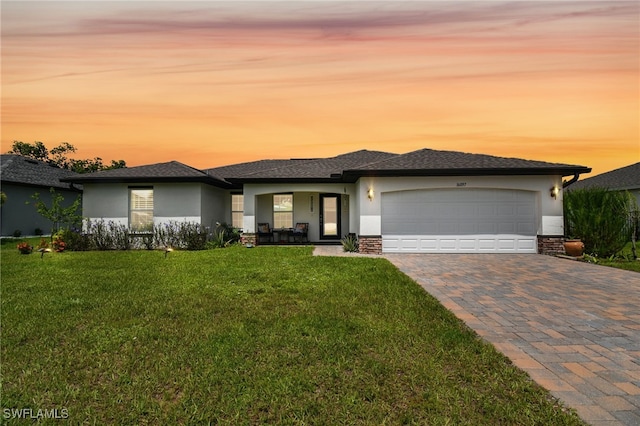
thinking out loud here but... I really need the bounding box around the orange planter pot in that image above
[563,240,584,257]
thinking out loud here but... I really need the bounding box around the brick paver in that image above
[383,254,640,426]
[314,247,640,425]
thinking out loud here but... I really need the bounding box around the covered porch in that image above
[239,184,357,246]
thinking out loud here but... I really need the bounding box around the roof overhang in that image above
[340,166,592,183]
[61,176,232,188]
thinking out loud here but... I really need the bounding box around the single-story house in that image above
[62,148,591,254]
[566,162,640,206]
[0,154,82,236]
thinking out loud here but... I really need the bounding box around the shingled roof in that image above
[60,148,591,186]
[1,154,81,190]
[340,148,590,179]
[62,161,230,187]
[568,162,640,191]
[211,150,396,182]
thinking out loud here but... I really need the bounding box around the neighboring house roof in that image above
[62,161,230,187]
[60,148,592,186]
[567,162,640,192]
[0,154,81,191]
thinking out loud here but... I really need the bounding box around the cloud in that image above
[4,1,636,40]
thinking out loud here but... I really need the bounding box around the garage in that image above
[381,188,537,253]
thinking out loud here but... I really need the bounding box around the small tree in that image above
[564,187,635,257]
[30,188,82,236]
[0,191,6,206]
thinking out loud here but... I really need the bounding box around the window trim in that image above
[231,193,244,229]
[273,193,293,229]
[129,186,154,233]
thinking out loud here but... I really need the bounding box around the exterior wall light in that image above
[550,186,560,199]
[367,187,374,201]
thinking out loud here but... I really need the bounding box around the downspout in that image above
[562,174,580,188]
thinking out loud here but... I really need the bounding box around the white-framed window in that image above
[130,187,154,232]
[231,194,244,229]
[273,193,293,229]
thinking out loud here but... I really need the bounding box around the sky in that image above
[1,1,638,176]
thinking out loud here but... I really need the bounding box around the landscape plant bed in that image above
[1,246,585,424]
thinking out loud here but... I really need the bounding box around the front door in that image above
[319,194,340,239]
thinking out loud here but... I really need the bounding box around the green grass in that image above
[586,242,640,272]
[1,244,585,425]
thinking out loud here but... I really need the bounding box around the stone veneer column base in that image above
[241,233,257,246]
[537,235,565,256]
[358,235,382,255]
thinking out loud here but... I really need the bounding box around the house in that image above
[0,154,82,236]
[62,148,591,254]
[566,162,640,206]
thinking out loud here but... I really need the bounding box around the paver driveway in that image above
[384,254,640,426]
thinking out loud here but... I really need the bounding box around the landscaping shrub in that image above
[76,220,216,251]
[207,222,241,248]
[564,187,636,257]
[341,233,359,252]
[58,228,91,251]
[86,220,115,250]
[152,221,208,250]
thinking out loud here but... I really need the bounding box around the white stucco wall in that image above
[357,175,565,236]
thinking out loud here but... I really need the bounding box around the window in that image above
[273,194,293,229]
[231,194,244,229]
[130,188,153,232]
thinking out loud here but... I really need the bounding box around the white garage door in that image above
[382,188,537,253]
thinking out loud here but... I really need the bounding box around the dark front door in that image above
[319,194,340,239]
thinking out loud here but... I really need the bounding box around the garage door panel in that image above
[382,235,537,253]
[382,188,537,253]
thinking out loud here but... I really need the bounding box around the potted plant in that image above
[17,242,33,254]
[563,238,584,257]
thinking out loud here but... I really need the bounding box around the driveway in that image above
[313,247,640,425]
[383,254,640,426]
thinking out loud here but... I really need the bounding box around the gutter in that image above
[562,174,580,188]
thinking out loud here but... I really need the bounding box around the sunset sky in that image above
[1,1,638,176]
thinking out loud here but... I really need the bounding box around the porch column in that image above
[241,189,257,245]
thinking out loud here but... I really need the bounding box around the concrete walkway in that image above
[313,247,640,425]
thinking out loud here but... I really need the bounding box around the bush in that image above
[207,222,241,249]
[564,187,636,257]
[52,228,91,251]
[341,234,359,252]
[80,220,214,251]
[86,220,115,250]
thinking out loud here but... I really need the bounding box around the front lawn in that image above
[1,245,585,424]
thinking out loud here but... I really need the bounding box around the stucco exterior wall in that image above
[201,185,228,230]
[357,175,565,237]
[0,183,81,236]
[82,182,226,229]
